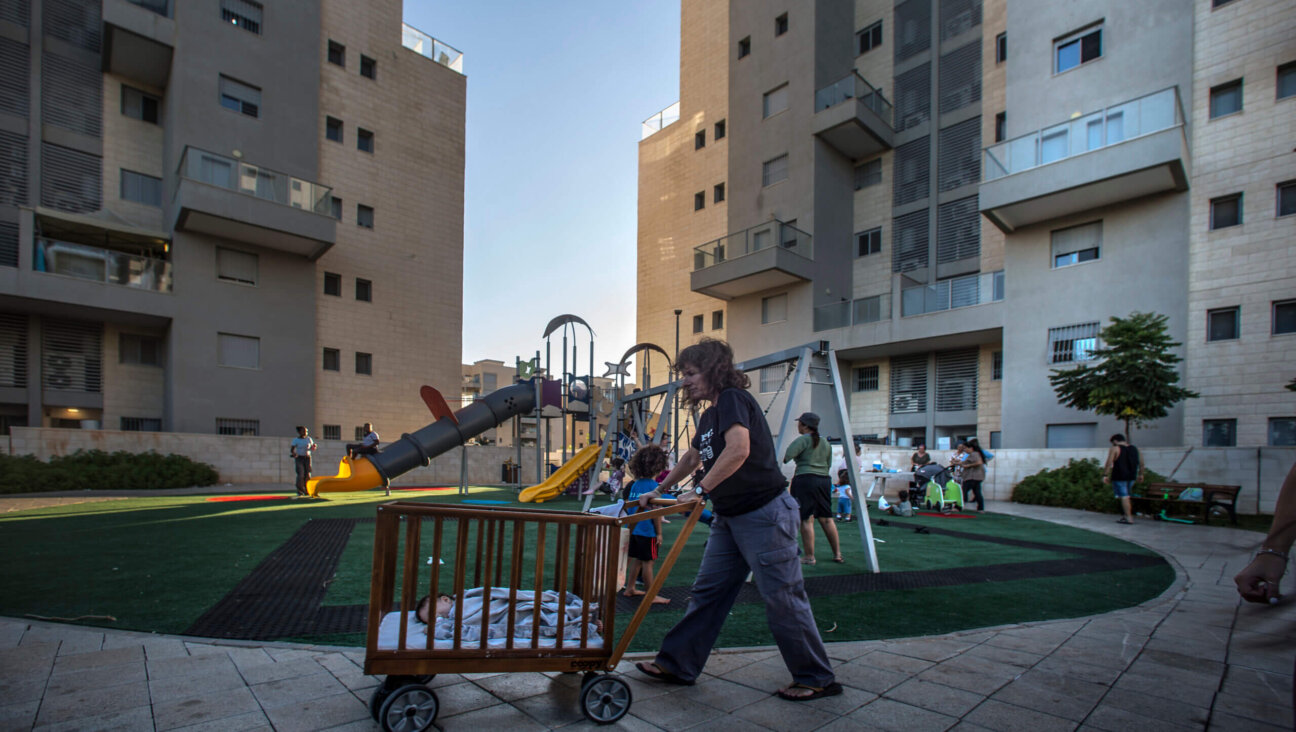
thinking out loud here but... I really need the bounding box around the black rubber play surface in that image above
[185,517,1167,641]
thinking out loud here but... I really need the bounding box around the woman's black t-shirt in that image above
[693,387,787,516]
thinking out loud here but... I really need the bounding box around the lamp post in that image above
[673,308,682,456]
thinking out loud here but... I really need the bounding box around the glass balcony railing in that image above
[126,0,169,16]
[814,71,893,126]
[901,271,1003,317]
[813,293,891,331]
[34,238,172,293]
[693,219,812,271]
[401,23,464,74]
[983,87,1182,181]
[177,147,333,215]
[641,101,680,140]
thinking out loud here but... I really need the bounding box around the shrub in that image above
[1011,458,1167,514]
[0,450,219,494]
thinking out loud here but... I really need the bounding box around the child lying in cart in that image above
[377,587,603,650]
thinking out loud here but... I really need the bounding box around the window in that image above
[692,315,703,334]
[355,352,372,375]
[216,418,259,436]
[1203,419,1236,447]
[775,13,788,36]
[761,293,788,324]
[712,310,723,330]
[1051,221,1101,267]
[321,424,341,440]
[738,36,750,59]
[992,350,1002,380]
[1209,79,1243,119]
[1270,418,1296,447]
[1274,300,1296,335]
[216,247,257,285]
[121,86,160,124]
[360,55,377,80]
[854,158,881,190]
[328,40,345,67]
[324,272,341,296]
[325,116,343,143]
[714,183,725,203]
[1278,62,1296,100]
[995,32,1006,63]
[759,365,783,393]
[1048,322,1100,364]
[856,227,881,257]
[762,154,789,187]
[691,191,704,211]
[714,119,726,140]
[354,426,367,440]
[695,130,705,150]
[121,417,161,432]
[1046,423,1096,448]
[854,365,879,392]
[120,170,162,207]
[120,333,162,366]
[357,128,374,153]
[357,204,374,228]
[1207,307,1240,341]
[220,0,262,34]
[857,20,882,55]
[763,84,789,118]
[330,196,342,220]
[994,111,1006,143]
[989,431,1001,449]
[219,76,260,117]
[356,278,372,302]
[322,347,340,371]
[1278,180,1296,217]
[1210,193,1242,229]
[1212,0,1238,6]
[1054,26,1101,73]
[217,333,259,369]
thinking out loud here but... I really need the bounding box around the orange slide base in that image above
[307,456,383,496]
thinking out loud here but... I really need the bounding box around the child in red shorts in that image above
[624,444,671,605]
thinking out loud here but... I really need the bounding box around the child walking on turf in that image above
[623,444,671,605]
[833,469,854,522]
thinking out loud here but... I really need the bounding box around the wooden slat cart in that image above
[364,498,702,729]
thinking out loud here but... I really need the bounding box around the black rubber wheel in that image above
[579,674,632,725]
[379,684,439,732]
[369,685,392,722]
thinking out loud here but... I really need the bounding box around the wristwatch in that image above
[693,484,706,497]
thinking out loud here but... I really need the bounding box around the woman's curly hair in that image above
[628,444,668,480]
[675,338,749,408]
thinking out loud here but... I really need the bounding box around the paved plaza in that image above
[0,500,1291,731]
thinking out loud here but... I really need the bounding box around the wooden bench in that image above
[1131,482,1241,525]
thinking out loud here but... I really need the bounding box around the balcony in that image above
[401,23,464,74]
[814,292,892,331]
[690,220,813,300]
[812,71,894,159]
[173,147,337,259]
[979,87,1189,233]
[901,270,1003,317]
[102,0,175,88]
[641,102,680,140]
[34,238,172,293]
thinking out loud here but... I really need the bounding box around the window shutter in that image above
[936,196,979,263]
[889,354,927,413]
[935,349,977,411]
[938,41,981,114]
[41,142,101,214]
[892,209,929,273]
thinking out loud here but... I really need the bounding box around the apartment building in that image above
[637,0,1295,449]
[0,0,464,440]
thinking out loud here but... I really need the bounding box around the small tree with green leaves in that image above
[1049,312,1198,437]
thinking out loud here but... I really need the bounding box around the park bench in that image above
[1132,482,1241,525]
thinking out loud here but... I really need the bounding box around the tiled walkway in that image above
[1,501,1291,730]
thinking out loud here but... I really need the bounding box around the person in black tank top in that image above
[1103,433,1143,524]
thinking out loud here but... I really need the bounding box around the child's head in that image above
[628,444,668,480]
[611,457,625,470]
[836,468,849,485]
[898,489,910,502]
[415,593,454,624]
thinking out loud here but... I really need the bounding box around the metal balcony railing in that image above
[34,238,172,293]
[693,219,812,271]
[901,271,1003,317]
[642,101,680,140]
[813,293,892,331]
[814,70,893,126]
[177,146,333,215]
[401,23,464,73]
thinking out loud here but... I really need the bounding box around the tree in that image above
[1049,312,1198,437]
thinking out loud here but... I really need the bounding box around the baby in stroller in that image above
[914,462,962,513]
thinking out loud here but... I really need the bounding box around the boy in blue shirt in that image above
[623,445,671,605]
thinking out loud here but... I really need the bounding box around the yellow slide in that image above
[518,444,602,504]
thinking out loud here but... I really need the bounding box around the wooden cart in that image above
[364,498,702,729]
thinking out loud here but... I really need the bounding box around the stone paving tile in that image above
[1082,703,1198,732]
[249,671,349,710]
[1217,665,1294,707]
[0,620,27,648]
[1207,710,1290,731]
[1227,629,1296,675]
[857,649,937,675]
[1136,647,1226,676]
[0,641,58,676]
[33,679,149,726]
[148,656,248,698]
[44,660,147,696]
[882,677,985,718]
[1048,638,1139,670]
[1152,616,1231,646]
[431,680,505,717]
[682,711,772,730]
[182,642,227,656]
[152,685,263,731]
[560,712,662,731]
[960,643,1039,670]
[718,656,795,693]
[989,668,1107,721]
[915,655,1021,696]
[312,652,359,676]
[961,698,1076,732]
[815,716,874,731]
[680,675,771,713]
[438,700,549,731]
[1143,634,1228,663]
[1234,603,1296,637]
[881,637,976,663]
[691,650,765,677]
[473,671,563,702]
[316,720,377,732]
[832,659,912,695]
[102,635,187,659]
[1112,667,1218,706]
[32,704,153,731]
[260,690,370,732]
[167,710,273,732]
[846,697,958,732]
[325,663,378,692]
[0,699,39,731]
[509,680,585,728]
[1213,687,1294,728]
[1097,687,1210,729]
[238,657,330,685]
[982,630,1069,656]
[0,675,47,705]
[729,694,838,732]
[825,640,886,662]
[21,626,103,655]
[147,648,238,680]
[50,644,143,673]
[1032,656,1122,686]
[628,691,726,731]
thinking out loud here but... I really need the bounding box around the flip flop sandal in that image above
[801,558,816,565]
[832,557,845,563]
[776,682,843,702]
[635,661,694,686]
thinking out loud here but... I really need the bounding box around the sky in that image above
[402,1,681,376]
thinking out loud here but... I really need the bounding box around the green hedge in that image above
[0,449,219,494]
[1011,458,1167,513]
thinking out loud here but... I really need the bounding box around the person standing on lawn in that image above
[784,412,843,564]
[632,338,841,702]
[1103,433,1143,524]
[289,426,317,498]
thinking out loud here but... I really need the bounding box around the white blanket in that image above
[377,588,602,650]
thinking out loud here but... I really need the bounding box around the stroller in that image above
[914,463,963,512]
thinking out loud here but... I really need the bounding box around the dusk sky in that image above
[403,2,682,374]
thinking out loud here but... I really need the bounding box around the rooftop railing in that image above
[34,238,172,293]
[693,219,812,272]
[401,23,464,74]
[901,271,1003,317]
[983,87,1182,181]
[177,146,333,215]
[814,71,893,126]
[641,101,680,140]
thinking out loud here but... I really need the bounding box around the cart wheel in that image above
[369,685,391,722]
[579,674,632,725]
[1208,505,1229,523]
[379,684,439,732]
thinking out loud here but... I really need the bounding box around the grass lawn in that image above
[0,486,1188,653]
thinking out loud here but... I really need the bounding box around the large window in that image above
[1051,221,1101,268]
[1278,180,1296,217]
[1209,79,1243,119]
[761,293,788,324]
[856,228,881,257]
[1210,193,1242,230]
[120,333,162,366]
[763,84,789,118]
[1048,322,1100,364]
[1046,423,1096,448]
[1274,300,1296,335]
[1054,26,1101,73]
[120,170,162,207]
[220,0,262,34]
[121,86,160,124]
[1207,307,1239,341]
[854,365,879,392]
[854,159,882,190]
[1270,418,1296,447]
[216,418,259,436]
[216,247,257,285]
[762,154,789,187]
[1203,419,1236,447]
[857,20,882,55]
[217,333,259,369]
[121,417,161,432]
[219,75,260,118]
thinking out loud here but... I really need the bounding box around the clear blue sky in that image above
[403,2,681,374]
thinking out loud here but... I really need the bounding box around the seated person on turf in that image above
[877,489,914,517]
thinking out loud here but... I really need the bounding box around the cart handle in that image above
[614,498,702,528]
